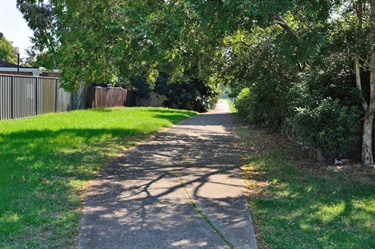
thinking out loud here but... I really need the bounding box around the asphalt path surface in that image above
[78,100,258,249]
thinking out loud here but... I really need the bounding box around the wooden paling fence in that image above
[87,87,135,108]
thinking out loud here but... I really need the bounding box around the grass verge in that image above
[0,107,196,249]
[235,124,375,249]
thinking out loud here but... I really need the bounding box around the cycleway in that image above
[78,100,258,249]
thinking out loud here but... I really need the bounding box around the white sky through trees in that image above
[0,0,33,58]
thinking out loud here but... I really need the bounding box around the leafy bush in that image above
[120,72,219,112]
[155,73,219,112]
[234,78,294,130]
[234,88,252,122]
[288,38,364,156]
[294,98,361,154]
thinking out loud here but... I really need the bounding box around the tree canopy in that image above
[0,33,17,64]
[17,0,332,89]
[18,0,375,165]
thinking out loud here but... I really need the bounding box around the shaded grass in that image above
[236,126,375,249]
[0,107,197,249]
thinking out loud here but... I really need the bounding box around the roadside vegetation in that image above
[0,107,196,249]
[235,123,375,249]
[225,97,237,114]
[17,1,375,165]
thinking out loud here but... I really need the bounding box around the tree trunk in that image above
[354,55,362,91]
[362,113,374,165]
[361,52,375,165]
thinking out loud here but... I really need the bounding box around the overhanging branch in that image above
[269,12,297,37]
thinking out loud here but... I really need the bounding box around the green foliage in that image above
[17,0,333,90]
[230,29,297,129]
[25,51,56,68]
[0,33,17,64]
[227,98,237,113]
[225,1,371,158]
[294,98,361,153]
[274,42,363,154]
[223,20,318,130]
[121,72,220,112]
[155,73,218,112]
[226,83,244,99]
[126,74,154,99]
[286,19,365,154]
[247,79,294,130]
[234,88,251,122]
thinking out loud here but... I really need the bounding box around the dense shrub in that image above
[234,88,251,122]
[227,11,366,159]
[234,78,294,130]
[287,40,364,155]
[233,76,362,156]
[294,98,361,154]
[155,73,219,112]
[123,72,219,112]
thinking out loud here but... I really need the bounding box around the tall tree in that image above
[352,0,375,165]
[330,0,375,165]
[0,33,17,64]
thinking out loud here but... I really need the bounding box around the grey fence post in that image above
[54,79,58,112]
[35,77,38,115]
[11,75,14,119]
[71,88,74,111]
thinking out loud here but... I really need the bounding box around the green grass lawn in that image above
[236,125,375,249]
[0,107,196,249]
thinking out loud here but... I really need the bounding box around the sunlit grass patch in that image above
[237,125,375,249]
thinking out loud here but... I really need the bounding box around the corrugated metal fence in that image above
[0,74,86,120]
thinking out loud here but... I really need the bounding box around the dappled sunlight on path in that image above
[78,100,258,249]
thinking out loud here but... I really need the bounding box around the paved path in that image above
[78,100,258,249]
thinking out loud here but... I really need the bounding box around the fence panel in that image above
[36,78,44,115]
[41,78,56,114]
[0,74,86,121]
[0,75,12,120]
[87,87,129,108]
[56,84,71,112]
[13,76,37,119]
